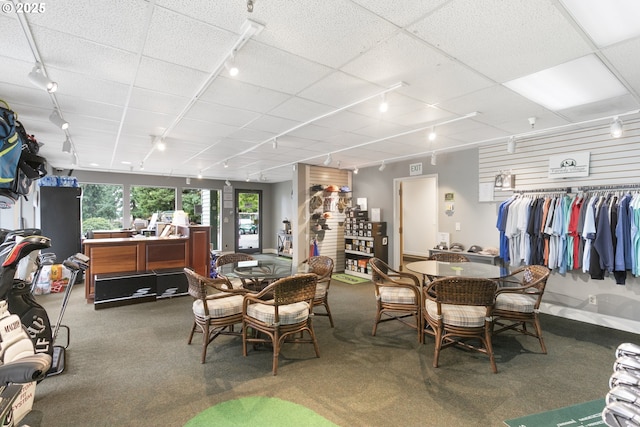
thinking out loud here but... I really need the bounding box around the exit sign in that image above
[409,162,422,176]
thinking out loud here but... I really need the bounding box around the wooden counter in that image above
[83,226,210,302]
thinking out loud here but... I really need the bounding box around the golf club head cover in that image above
[602,401,640,427]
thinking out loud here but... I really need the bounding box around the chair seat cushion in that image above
[495,293,536,313]
[425,299,487,327]
[193,295,244,318]
[314,281,328,299]
[246,301,310,326]
[380,285,416,304]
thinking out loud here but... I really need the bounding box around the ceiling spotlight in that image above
[431,152,437,166]
[379,94,389,113]
[156,139,166,151]
[260,173,266,181]
[353,167,359,174]
[507,136,516,154]
[49,109,69,130]
[611,116,623,138]
[428,127,437,142]
[186,177,191,185]
[379,161,386,172]
[247,0,254,12]
[292,164,297,172]
[272,138,278,149]
[224,54,239,77]
[246,174,251,182]
[225,179,231,186]
[28,63,57,93]
[323,153,332,166]
[223,160,229,168]
[71,152,78,166]
[61,137,71,153]
[337,160,341,169]
[197,171,202,179]
[140,161,145,171]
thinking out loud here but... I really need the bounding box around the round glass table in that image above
[405,260,509,285]
[218,259,294,292]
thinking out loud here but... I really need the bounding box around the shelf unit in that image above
[343,209,388,279]
[277,232,293,257]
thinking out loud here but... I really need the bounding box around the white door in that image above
[394,175,438,267]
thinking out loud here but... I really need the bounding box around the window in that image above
[80,183,123,235]
[130,186,176,224]
[181,188,221,250]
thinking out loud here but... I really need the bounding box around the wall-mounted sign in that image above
[548,151,590,178]
[409,162,423,176]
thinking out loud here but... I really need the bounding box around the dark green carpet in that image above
[503,398,605,427]
[184,396,339,427]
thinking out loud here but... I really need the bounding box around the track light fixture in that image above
[337,160,341,169]
[611,116,623,138]
[260,173,266,181]
[378,161,386,172]
[292,164,297,172]
[223,160,229,168]
[246,174,251,182]
[247,0,254,12]
[28,63,57,93]
[186,177,191,185]
[61,137,71,153]
[49,109,68,130]
[507,136,516,154]
[353,167,358,174]
[379,94,389,113]
[428,127,437,142]
[431,152,437,166]
[323,153,332,166]
[224,54,239,77]
[272,138,278,149]
[225,179,231,186]
[197,171,202,179]
[140,161,145,171]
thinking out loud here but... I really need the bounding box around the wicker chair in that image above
[184,268,247,363]
[242,273,320,375]
[492,264,551,353]
[423,276,498,373]
[369,257,422,343]
[215,253,255,289]
[427,252,470,263]
[304,256,335,327]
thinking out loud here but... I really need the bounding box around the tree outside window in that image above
[80,183,123,235]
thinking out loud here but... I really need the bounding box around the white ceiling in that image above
[1,0,639,183]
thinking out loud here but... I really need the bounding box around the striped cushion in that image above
[425,299,487,328]
[495,293,536,313]
[314,281,328,298]
[380,286,416,304]
[193,295,244,318]
[246,300,310,326]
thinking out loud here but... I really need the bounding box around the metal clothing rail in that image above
[577,183,640,192]
[513,187,572,194]
[513,183,640,195]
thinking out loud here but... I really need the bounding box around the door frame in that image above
[235,188,262,254]
[393,174,438,270]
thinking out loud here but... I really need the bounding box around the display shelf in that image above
[277,232,293,258]
[344,208,387,278]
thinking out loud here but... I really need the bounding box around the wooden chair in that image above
[492,264,551,353]
[304,256,335,327]
[369,257,422,343]
[184,268,247,363]
[242,273,320,375]
[423,276,498,373]
[215,253,255,289]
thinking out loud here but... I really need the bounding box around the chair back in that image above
[271,273,318,306]
[215,252,254,268]
[369,257,391,282]
[429,276,497,307]
[306,256,334,282]
[521,265,550,291]
[428,252,470,263]
[184,267,207,301]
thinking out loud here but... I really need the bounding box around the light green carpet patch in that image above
[185,396,339,427]
[332,273,369,284]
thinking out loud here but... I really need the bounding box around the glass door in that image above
[235,189,261,254]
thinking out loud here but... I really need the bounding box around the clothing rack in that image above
[513,187,572,194]
[514,183,640,195]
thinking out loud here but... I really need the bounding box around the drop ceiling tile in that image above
[351,0,447,27]
[0,16,33,61]
[342,32,494,105]
[186,101,262,128]
[169,117,239,143]
[128,88,190,115]
[298,72,383,108]
[27,0,149,52]
[51,69,131,107]
[245,115,300,136]
[143,7,236,72]
[134,57,209,97]
[268,96,333,123]
[408,0,593,82]
[200,78,291,113]
[602,37,640,98]
[55,95,124,122]
[155,0,246,32]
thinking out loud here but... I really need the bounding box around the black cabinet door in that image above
[40,186,82,262]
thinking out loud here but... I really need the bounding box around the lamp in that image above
[431,152,437,166]
[272,138,278,149]
[225,179,231,186]
[28,64,57,93]
[62,137,71,153]
[353,167,358,174]
[379,94,389,113]
[186,177,191,185]
[428,127,437,142]
[507,136,516,154]
[225,54,239,77]
[611,116,623,138]
[337,160,341,169]
[49,109,69,130]
[323,153,332,166]
[140,161,145,171]
[246,174,251,182]
[197,171,202,179]
[378,161,386,172]
[223,160,229,168]
[260,173,266,181]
